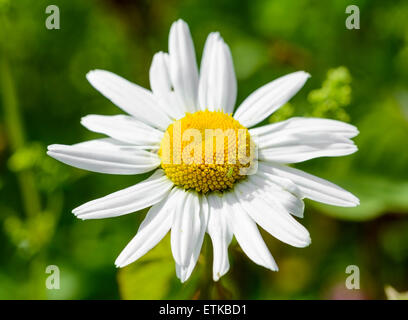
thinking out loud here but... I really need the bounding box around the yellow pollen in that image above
[159,110,254,193]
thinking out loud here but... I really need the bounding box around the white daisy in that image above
[47,19,359,282]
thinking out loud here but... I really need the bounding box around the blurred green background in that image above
[1,0,408,299]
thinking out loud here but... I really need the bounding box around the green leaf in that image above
[308,97,408,221]
[117,234,174,300]
[311,174,408,221]
[117,234,202,300]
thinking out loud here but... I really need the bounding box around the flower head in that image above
[47,19,359,282]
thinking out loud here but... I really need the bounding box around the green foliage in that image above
[231,38,268,80]
[312,174,408,221]
[311,97,408,221]
[1,0,408,300]
[268,103,295,123]
[3,211,58,257]
[307,66,352,121]
[8,143,71,192]
[117,238,176,299]
[380,221,408,263]
[117,235,203,300]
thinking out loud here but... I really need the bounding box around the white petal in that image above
[72,169,173,219]
[198,33,237,113]
[251,117,359,163]
[250,117,359,139]
[234,180,311,248]
[171,189,201,267]
[250,172,304,218]
[258,135,358,163]
[234,71,310,127]
[207,194,233,281]
[149,52,186,119]
[224,192,278,271]
[254,129,355,151]
[257,163,303,197]
[259,162,360,207]
[47,138,160,175]
[168,19,199,113]
[86,70,172,130]
[115,188,180,267]
[81,114,163,147]
[176,194,209,282]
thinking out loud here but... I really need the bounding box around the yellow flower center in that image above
[159,110,254,193]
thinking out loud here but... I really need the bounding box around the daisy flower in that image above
[47,19,359,282]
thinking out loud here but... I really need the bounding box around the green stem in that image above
[199,237,213,299]
[0,55,42,217]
